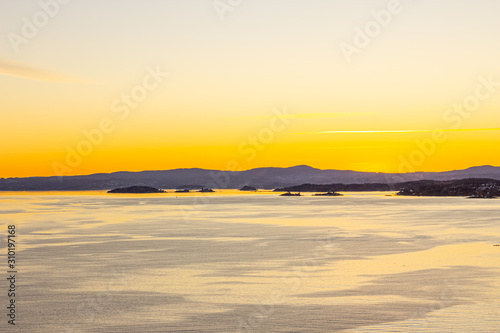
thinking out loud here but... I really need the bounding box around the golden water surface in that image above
[0,191,498,332]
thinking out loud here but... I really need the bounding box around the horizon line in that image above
[1,164,498,180]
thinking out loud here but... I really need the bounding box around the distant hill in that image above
[0,165,499,191]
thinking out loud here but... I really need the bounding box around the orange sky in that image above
[1,0,499,177]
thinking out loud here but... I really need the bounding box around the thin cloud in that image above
[297,128,500,134]
[0,59,86,83]
[307,145,408,149]
[228,112,372,120]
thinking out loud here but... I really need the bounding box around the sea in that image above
[0,190,499,332]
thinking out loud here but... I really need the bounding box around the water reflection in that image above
[0,192,498,332]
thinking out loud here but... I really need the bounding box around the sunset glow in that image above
[1,0,499,177]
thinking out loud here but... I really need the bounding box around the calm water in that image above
[0,191,499,332]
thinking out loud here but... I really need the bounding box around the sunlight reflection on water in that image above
[0,191,498,332]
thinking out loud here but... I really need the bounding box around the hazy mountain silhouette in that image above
[0,165,499,191]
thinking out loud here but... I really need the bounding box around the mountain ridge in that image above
[1,165,499,191]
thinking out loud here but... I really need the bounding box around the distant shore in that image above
[1,165,499,191]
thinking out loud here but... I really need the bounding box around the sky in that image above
[1,0,500,177]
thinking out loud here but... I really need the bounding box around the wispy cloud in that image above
[298,128,500,134]
[308,145,408,150]
[0,59,86,83]
[228,112,372,120]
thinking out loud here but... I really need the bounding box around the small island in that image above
[280,192,301,196]
[175,189,190,193]
[239,186,257,191]
[314,191,342,196]
[107,186,165,193]
[198,188,215,193]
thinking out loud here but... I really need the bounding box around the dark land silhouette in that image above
[277,178,500,198]
[107,186,165,193]
[1,165,500,191]
[239,186,257,191]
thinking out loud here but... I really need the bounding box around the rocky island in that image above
[314,191,343,196]
[198,188,215,193]
[239,186,257,191]
[280,192,301,196]
[107,186,165,193]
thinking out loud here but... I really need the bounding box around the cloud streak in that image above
[228,112,372,120]
[0,59,84,83]
[298,128,500,135]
